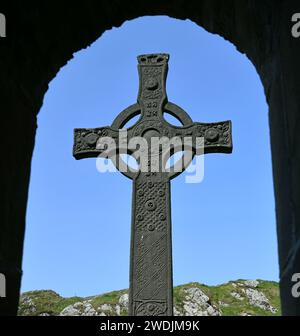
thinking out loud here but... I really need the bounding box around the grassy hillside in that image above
[18,279,281,316]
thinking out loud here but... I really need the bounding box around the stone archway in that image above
[0,1,299,315]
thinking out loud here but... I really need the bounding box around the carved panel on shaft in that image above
[130,175,172,316]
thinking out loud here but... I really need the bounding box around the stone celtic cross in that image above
[73,54,232,316]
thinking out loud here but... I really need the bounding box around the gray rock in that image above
[60,305,78,316]
[119,293,129,308]
[206,306,216,315]
[115,304,121,316]
[99,303,112,312]
[244,288,277,313]
[244,280,259,288]
[182,287,220,316]
[173,306,181,316]
[230,292,244,300]
[60,301,97,316]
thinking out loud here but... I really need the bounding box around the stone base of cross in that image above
[73,54,232,316]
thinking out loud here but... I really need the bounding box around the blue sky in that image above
[21,16,278,297]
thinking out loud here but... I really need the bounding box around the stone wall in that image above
[0,0,299,315]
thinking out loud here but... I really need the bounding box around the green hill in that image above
[18,279,281,316]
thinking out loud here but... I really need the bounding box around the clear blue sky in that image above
[21,16,278,297]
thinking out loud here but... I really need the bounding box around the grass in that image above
[18,290,84,316]
[18,280,281,316]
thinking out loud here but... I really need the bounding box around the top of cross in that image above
[138,53,169,65]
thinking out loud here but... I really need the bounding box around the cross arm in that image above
[73,126,120,160]
[168,120,232,155]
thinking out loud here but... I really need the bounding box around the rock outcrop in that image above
[18,279,280,316]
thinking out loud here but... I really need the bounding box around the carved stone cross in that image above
[73,54,232,316]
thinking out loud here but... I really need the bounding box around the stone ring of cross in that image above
[110,100,197,180]
[73,53,232,181]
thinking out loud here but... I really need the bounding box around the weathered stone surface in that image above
[181,288,220,316]
[173,306,181,316]
[60,301,98,316]
[244,280,259,288]
[99,304,112,313]
[115,304,121,316]
[119,293,129,308]
[243,288,277,313]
